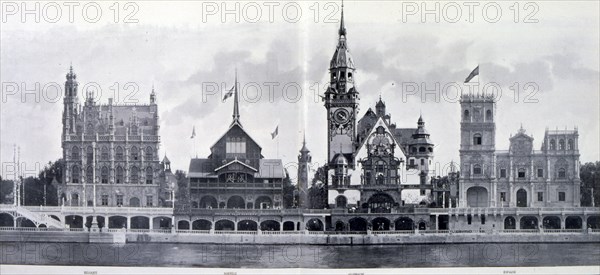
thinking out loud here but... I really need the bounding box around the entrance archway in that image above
[565,216,582,229]
[130,216,149,229]
[367,193,395,213]
[177,220,190,230]
[395,217,413,231]
[238,220,257,231]
[348,217,368,231]
[227,196,245,209]
[504,216,516,229]
[372,217,390,231]
[466,186,488,207]
[260,220,280,231]
[283,221,295,231]
[255,196,272,209]
[199,196,218,209]
[520,216,538,229]
[542,216,561,229]
[108,216,127,229]
[0,213,14,227]
[516,189,527,207]
[215,220,235,231]
[192,219,212,230]
[306,218,323,231]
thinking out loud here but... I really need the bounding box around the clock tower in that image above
[324,4,359,168]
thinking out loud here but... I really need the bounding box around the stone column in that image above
[149,217,153,230]
[126,216,131,229]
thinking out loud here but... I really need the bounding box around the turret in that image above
[297,135,312,208]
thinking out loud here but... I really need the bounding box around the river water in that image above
[1,242,599,268]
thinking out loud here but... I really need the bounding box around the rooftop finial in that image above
[231,68,241,126]
[338,0,346,37]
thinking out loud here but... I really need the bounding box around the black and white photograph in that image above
[0,1,599,274]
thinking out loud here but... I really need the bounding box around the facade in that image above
[187,75,285,210]
[459,94,581,208]
[322,9,437,211]
[58,67,172,208]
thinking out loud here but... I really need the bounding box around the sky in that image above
[1,1,599,181]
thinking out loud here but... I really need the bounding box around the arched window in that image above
[411,147,417,153]
[131,146,139,161]
[116,166,124,184]
[420,159,425,165]
[71,146,79,159]
[518,168,526,178]
[419,147,426,152]
[558,168,566,179]
[558,139,565,150]
[550,139,556,150]
[86,146,93,164]
[464,110,470,120]
[86,166,94,183]
[145,167,153,184]
[101,146,108,160]
[145,146,153,160]
[72,165,80,183]
[428,147,433,153]
[101,166,109,184]
[116,146,124,160]
[486,110,492,121]
[473,164,482,175]
[568,139,574,150]
[473,134,482,145]
[130,166,139,183]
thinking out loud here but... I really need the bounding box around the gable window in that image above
[226,137,247,158]
[537,168,543,178]
[558,192,565,201]
[473,134,482,145]
[500,169,507,178]
[518,168,526,178]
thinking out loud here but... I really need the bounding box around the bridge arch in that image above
[0,213,14,227]
[16,217,36,227]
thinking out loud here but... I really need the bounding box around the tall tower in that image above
[324,3,359,168]
[459,94,497,207]
[297,136,312,208]
[62,65,78,140]
[409,115,435,183]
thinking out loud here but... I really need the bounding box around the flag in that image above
[222,86,234,102]
[190,126,196,139]
[464,65,479,83]
[271,125,278,139]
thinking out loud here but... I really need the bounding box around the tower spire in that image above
[339,0,346,37]
[231,68,241,126]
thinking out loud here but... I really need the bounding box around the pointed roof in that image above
[214,159,258,172]
[338,0,346,36]
[231,69,241,127]
[330,2,354,69]
[300,133,310,153]
[376,96,385,107]
[162,154,170,164]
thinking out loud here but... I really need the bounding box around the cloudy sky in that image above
[1,1,598,180]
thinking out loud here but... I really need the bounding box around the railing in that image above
[176,230,211,234]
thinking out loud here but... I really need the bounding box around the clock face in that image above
[333,109,350,124]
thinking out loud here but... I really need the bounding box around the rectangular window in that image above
[500,169,506,178]
[537,192,543,201]
[500,192,506,202]
[467,214,472,225]
[518,169,526,178]
[101,195,108,206]
[146,196,153,207]
[420,189,426,196]
[559,192,566,201]
[481,215,486,225]
[537,169,543,178]
[116,195,123,206]
[226,138,246,158]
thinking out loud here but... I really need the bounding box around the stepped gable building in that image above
[459,93,581,208]
[323,6,436,211]
[59,66,172,208]
[187,73,285,210]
